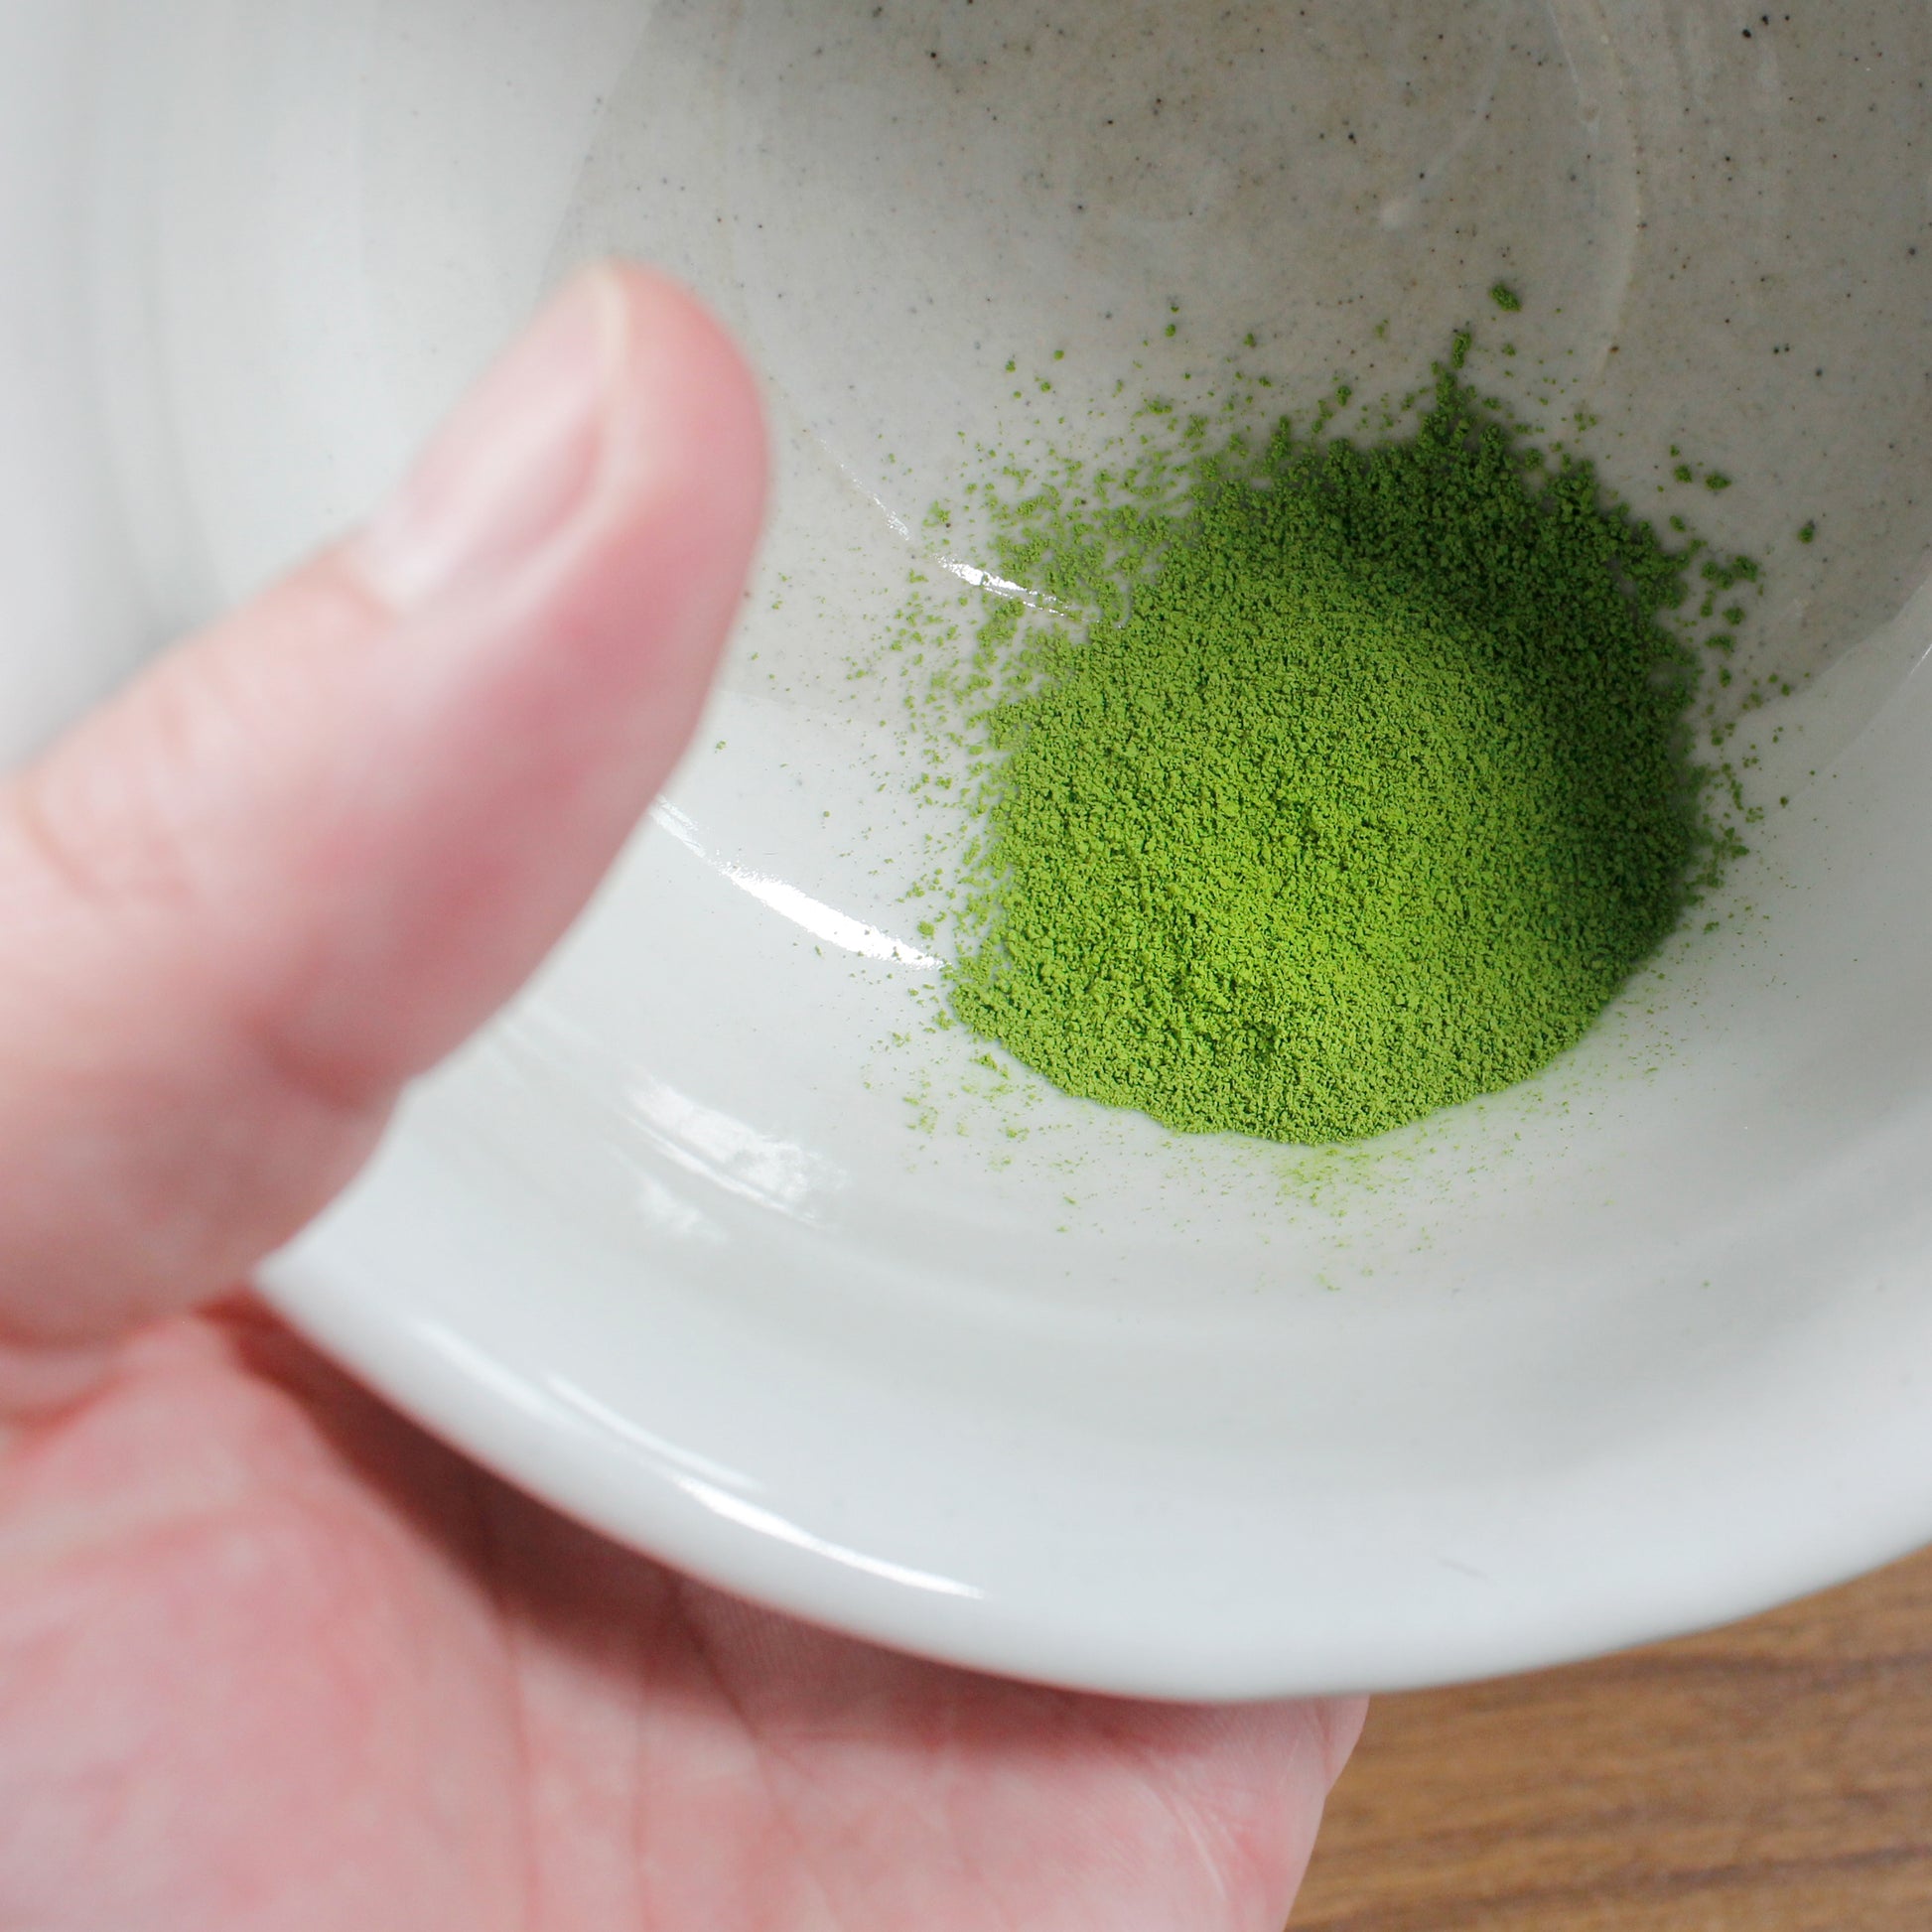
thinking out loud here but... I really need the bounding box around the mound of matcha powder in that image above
[947,356,1722,1144]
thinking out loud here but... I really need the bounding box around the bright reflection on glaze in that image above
[476,1023,729,1245]
[494,1004,844,1227]
[415,1319,557,1425]
[673,1479,986,1599]
[861,469,1056,609]
[937,552,1060,610]
[626,1072,844,1221]
[867,489,912,540]
[414,1322,983,1599]
[546,1375,761,1492]
[859,461,1059,611]
[651,802,941,970]
[634,1170,726,1245]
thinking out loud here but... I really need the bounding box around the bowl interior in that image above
[32,0,1932,1694]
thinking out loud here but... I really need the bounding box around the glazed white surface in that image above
[9,0,1932,1694]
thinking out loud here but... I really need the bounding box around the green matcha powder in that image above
[921,344,1739,1146]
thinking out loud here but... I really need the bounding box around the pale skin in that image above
[0,267,1365,1931]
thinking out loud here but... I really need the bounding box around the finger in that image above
[0,264,767,1390]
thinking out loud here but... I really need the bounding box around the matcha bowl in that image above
[12,0,1932,1697]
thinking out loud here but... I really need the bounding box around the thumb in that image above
[0,265,766,1402]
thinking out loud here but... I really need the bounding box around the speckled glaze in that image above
[13,0,1932,1696]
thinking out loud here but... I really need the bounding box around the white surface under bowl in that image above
[9,0,1932,1698]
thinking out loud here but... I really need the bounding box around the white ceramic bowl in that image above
[10,0,1932,1698]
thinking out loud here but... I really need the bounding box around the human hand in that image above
[0,267,1364,1930]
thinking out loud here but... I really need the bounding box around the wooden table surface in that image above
[1294,1544,1932,1930]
